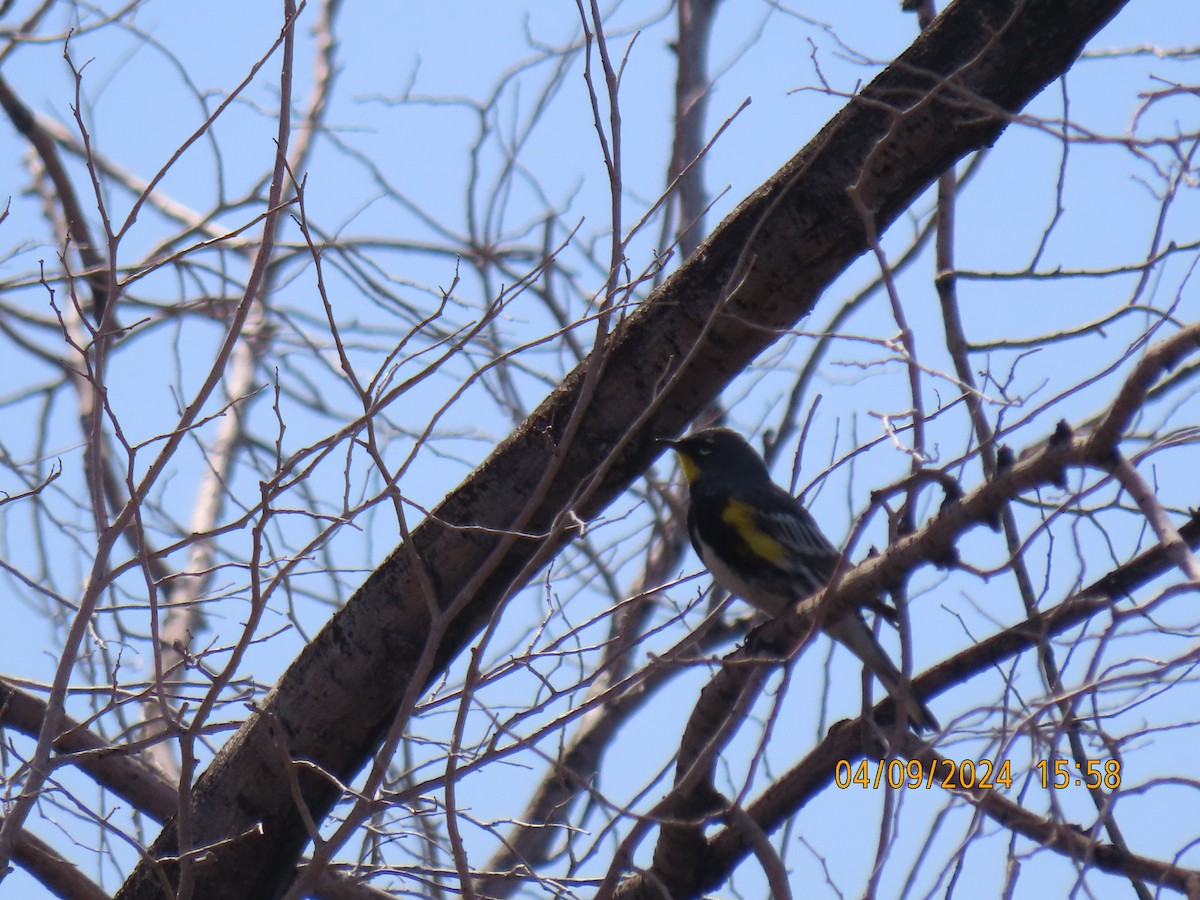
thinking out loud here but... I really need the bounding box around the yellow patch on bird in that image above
[677,454,701,485]
[721,499,786,564]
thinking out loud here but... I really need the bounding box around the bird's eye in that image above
[697,444,712,456]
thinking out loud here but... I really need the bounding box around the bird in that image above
[663,426,938,733]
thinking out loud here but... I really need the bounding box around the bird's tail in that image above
[824,613,939,733]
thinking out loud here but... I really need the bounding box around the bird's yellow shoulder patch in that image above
[721,498,785,564]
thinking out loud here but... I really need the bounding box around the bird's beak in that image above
[657,436,680,449]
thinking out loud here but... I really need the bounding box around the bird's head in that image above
[660,427,770,486]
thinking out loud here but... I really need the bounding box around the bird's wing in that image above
[759,486,837,554]
[702,486,838,594]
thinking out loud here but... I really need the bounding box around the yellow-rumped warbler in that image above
[665,427,938,733]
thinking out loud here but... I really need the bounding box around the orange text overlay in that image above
[835,757,1122,791]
